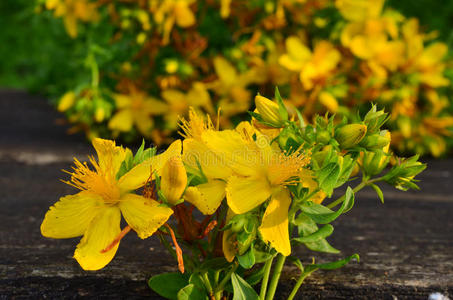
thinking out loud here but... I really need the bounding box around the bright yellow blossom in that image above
[150,0,196,44]
[179,109,231,215]
[279,37,340,90]
[108,86,168,137]
[41,138,181,270]
[45,0,99,38]
[201,129,310,256]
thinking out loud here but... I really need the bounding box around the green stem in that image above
[287,270,315,300]
[265,254,286,300]
[214,263,238,293]
[259,256,275,300]
[202,272,214,299]
[326,176,383,209]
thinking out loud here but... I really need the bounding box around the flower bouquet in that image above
[41,89,425,299]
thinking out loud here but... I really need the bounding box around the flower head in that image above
[41,138,181,270]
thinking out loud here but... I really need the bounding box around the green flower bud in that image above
[255,95,285,127]
[364,105,388,134]
[360,131,391,150]
[363,150,390,176]
[316,130,331,144]
[335,124,367,149]
[237,225,257,255]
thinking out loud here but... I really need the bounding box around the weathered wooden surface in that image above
[1,90,452,299]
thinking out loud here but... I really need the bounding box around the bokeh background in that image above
[1,0,453,156]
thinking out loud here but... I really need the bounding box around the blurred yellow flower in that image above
[46,0,98,38]
[280,38,340,90]
[108,87,168,137]
[151,0,196,44]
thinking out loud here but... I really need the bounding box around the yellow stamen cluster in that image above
[267,150,311,186]
[63,157,120,204]
[178,108,214,140]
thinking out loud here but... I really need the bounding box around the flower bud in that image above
[335,124,367,149]
[255,95,285,127]
[360,130,391,150]
[316,130,331,144]
[58,91,76,112]
[160,155,187,205]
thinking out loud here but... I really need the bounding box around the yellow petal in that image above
[118,140,182,191]
[161,155,187,205]
[259,189,291,256]
[63,15,77,38]
[91,138,128,175]
[73,206,121,270]
[41,191,103,239]
[119,194,173,239]
[226,175,271,214]
[182,138,232,180]
[133,111,154,137]
[184,180,226,215]
[108,109,133,132]
[285,36,311,67]
[319,91,338,113]
[213,57,237,87]
[174,2,195,27]
[201,130,259,177]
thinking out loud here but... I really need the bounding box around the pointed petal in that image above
[184,180,226,215]
[259,189,291,256]
[73,206,122,270]
[92,138,128,175]
[119,194,173,239]
[183,138,232,180]
[108,109,133,132]
[226,175,271,214]
[41,191,103,239]
[118,139,182,191]
[201,130,259,177]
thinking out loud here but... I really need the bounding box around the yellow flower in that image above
[208,57,262,121]
[161,155,187,205]
[108,86,168,137]
[41,138,181,270]
[180,109,231,215]
[161,82,214,131]
[279,38,340,90]
[335,0,384,22]
[151,0,195,45]
[46,0,99,38]
[201,129,310,256]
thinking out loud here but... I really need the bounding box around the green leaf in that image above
[148,272,189,300]
[293,224,334,243]
[370,183,384,203]
[287,257,304,272]
[306,254,360,272]
[304,238,340,254]
[301,186,354,224]
[133,139,146,165]
[231,273,260,300]
[200,257,230,270]
[177,284,207,300]
[274,87,288,121]
[237,248,255,269]
[317,162,341,196]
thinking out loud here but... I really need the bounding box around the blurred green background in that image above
[1,0,453,96]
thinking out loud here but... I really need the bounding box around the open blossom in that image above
[201,128,310,256]
[41,138,181,270]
